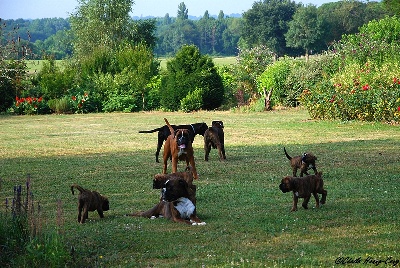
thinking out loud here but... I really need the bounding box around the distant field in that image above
[26,56,237,73]
[159,56,236,69]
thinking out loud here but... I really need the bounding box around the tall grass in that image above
[0,109,399,267]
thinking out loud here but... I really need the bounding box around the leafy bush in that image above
[257,57,291,107]
[180,87,203,112]
[160,45,224,111]
[300,16,400,122]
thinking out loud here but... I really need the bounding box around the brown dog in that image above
[129,177,205,225]
[153,167,197,205]
[139,122,208,163]
[162,118,199,179]
[279,172,327,212]
[284,147,317,177]
[204,120,226,161]
[71,184,109,223]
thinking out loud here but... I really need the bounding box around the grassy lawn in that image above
[0,109,399,267]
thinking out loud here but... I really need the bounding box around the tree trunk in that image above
[263,87,273,111]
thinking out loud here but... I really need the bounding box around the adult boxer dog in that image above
[70,184,109,224]
[279,172,327,212]
[129,177,205,225]
[284,147,317,177]
[204,120,226,161]
[153,166,195,190]
[139,122,208,163]
[162,118,199,180]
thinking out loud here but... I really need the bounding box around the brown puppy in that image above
[284,147,317,177]
[129,177,205,225]
[139,122,208,163]
[71,184,109,224]
[279,172,327,212]
[204,120,226,161]
[162,118,199,179]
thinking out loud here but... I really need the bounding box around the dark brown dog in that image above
[70,184,109,224]
[139,122,208,163]
[153,167,197,205]
[162,118,199,179]
[279,172,327,212]
[284,147,317,177]
[204,120,226,161]
[129,177,205,225]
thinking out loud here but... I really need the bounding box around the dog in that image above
[70,184,109,224]
[153,166,195,190]
[284,147,317,177]
[162,118,199,179]
[129,177,205,225]
[204,120,226,161]
[139,122,208,163]
[279,172,327,212]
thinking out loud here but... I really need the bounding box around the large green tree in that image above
[69,0,134,57]
[285,5,323,60]
[242,0,299,56]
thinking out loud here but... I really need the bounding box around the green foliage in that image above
[285,5,323,56]
[180,87,204,112]
[70,0,134,57]
[160,45,224,111]
[231,45,274,105]
[241,0,300,56]
[258,58,291,106]
[299,16,400,122]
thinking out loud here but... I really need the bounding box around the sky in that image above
[0,0,339,20]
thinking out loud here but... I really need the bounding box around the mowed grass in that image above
[25,56,236,73]
[0,109,399,267]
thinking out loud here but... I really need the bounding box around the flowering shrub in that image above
[70,92,90,113]
[299,16,400,122]
[300,61,400,121]
[13,96,47,115]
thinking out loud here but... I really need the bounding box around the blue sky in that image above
[1,0,339,20]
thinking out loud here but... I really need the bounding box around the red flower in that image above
[362,84,369,91]
[71,96,77,101]
[329,95,336,103]
[393,77,398,84]
[38,97,43,102]
[397,106,400,112]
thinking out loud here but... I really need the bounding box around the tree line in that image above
[1,0,393,59]
[1,0,399,122]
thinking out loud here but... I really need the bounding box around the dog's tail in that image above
[164,118,175,136]
[283,147,292,160]
[71,184,85,195]
[138,127,163,133]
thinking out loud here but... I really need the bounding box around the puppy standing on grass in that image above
[71,184,109,224]
[204,120,226,161]
[279,172,327,212]
[284,147,317,177]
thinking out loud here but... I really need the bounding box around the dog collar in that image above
[190,124,195,134]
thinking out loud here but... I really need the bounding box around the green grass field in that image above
[0,109,399,267]
[26,57,236,73]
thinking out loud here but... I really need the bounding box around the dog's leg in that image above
[78,203,83,223]
[291,193,299,211]
[97,208,104,218]
[302,196,311,209]
[320,189,327,205]
[156,132,164,163]
[312,192,320,208]
[81,205,89,223]
[188,157,199,180]
[204,142,211,161]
